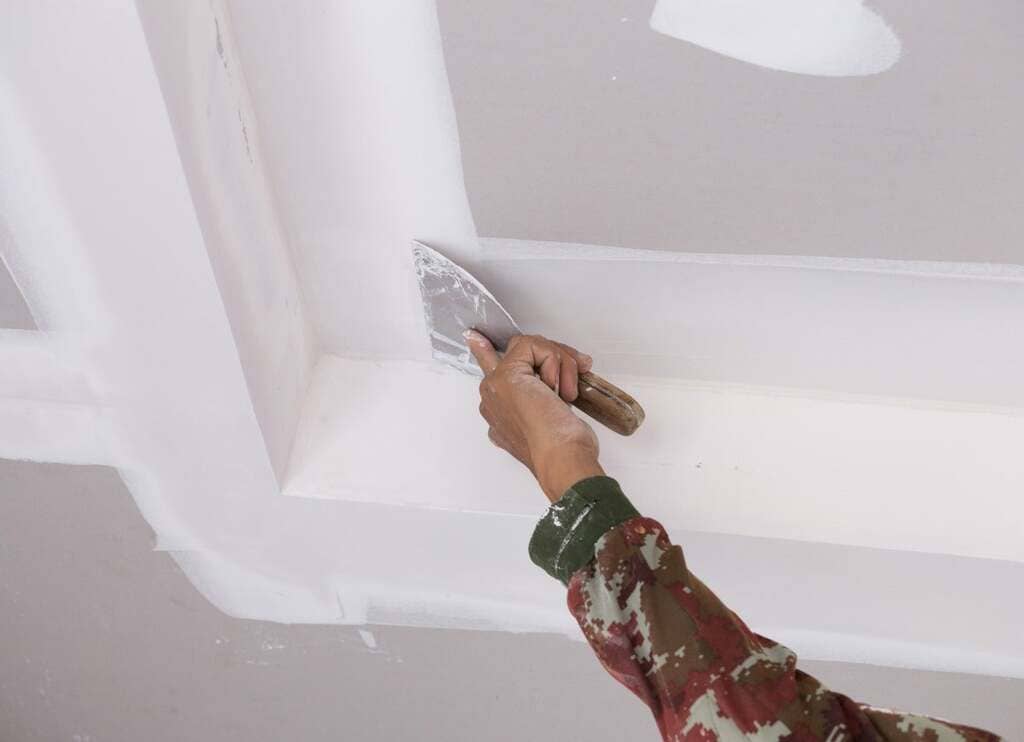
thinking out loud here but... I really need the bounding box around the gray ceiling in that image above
[1,459,1022,740]
[0,461,644,741]
[439,0,1024,263]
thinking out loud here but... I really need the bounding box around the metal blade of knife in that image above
[411,240,521,376]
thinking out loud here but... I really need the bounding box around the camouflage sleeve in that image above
[529,476,1003,742]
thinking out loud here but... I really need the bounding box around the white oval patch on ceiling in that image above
[650,0,901,77]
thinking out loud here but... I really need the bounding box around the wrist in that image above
[533,446,604,503]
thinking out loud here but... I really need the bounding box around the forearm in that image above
[532,444,605,503]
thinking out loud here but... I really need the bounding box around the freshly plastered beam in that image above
[0,331,94,404]
[476,239,1024,408]
[0,399,119,468]
[284,355,1024,563]
[224,0,481,359]
[0,0,282,550]
[136,0,317,482]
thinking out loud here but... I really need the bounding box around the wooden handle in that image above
[572,371,645,436]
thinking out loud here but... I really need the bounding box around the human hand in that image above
[466,332,604,502]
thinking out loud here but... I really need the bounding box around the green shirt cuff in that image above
[528,476,640,585]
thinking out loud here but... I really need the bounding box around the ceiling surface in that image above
[1,3,1022,739]
[439,0,1024,263]
[2,459,1021,740]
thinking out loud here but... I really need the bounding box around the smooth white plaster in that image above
[1,0,1020,680]
[136,0,317,483]
[285,356,1024,563]
[476,239,1024,408]
[224,0,480,360]
[650,0,901,76]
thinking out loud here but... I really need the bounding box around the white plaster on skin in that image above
[650,0,901,77]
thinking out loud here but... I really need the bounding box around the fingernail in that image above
[463,329,480,342]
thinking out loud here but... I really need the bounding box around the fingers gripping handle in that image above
[572,371,645,436]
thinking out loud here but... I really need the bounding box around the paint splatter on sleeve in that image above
[531,478,1003,741]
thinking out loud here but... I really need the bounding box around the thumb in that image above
[465,330,500,375]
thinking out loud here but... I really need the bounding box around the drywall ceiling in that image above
[438,0,1024,263]
[1,0,1021,717]
[3,460,1020,740]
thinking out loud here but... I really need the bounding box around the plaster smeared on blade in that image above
[411,241,521,376]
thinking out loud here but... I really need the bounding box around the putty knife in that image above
[411,241,645,436]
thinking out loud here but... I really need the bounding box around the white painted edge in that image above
[481,238,1024,282]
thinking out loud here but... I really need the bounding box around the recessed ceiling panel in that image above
[439,0,1024,263]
